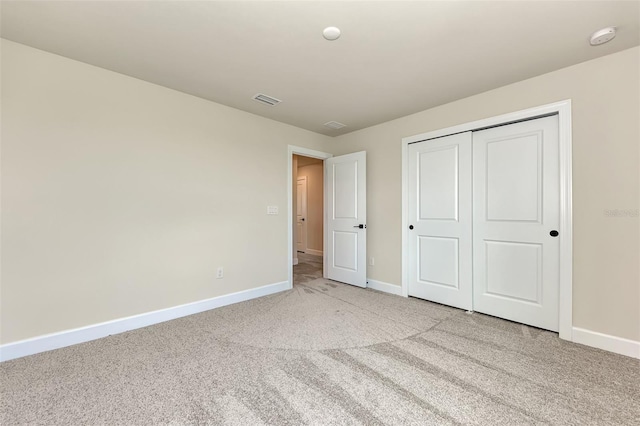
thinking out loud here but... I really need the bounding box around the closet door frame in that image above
[401,100,573,341]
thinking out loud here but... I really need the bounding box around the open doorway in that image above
[288,146,368,289]
[293,154,324,286]
[287,145,333,288]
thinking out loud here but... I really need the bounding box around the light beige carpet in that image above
[1,256,639,424]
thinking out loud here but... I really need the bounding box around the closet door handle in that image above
[550,230,559,237]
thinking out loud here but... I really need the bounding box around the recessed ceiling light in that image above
[323,26,341,41]
[590,27,616,46]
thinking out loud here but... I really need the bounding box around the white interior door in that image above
[408,133,473,310]
[473,115,560,331]
[296,176,307,252]
[325,151,366,287]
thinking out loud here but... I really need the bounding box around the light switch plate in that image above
[267,206,279,215]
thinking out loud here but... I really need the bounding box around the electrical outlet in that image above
[216,267,224,279]
[369,257,375,266]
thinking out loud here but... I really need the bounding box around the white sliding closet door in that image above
[407,115,561,332]
[408,132,473,310]
[472,116,560,331]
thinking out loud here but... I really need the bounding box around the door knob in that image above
[353,224,366,229]
[409,225,414,230]
[550,230,559,237]
[301,218,305,221]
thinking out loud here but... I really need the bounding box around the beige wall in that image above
[0,40,331,344]
[330,47,640,341]
[2,39,638,346]
[297,162,323,253]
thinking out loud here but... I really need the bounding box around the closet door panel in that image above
[408,133,473,310]
[472,116,560,332]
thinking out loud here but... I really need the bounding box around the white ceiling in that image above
[2,1,639,136]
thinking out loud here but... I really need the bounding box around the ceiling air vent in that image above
[252,93,281,106]
[324,121,346,130]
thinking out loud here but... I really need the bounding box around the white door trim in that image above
[401,100,573,341]
[288,146,333,289]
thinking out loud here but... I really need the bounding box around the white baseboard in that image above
[367,279,402,296]
[0,281,289,363]
[6,282,635,362]
[304,249,323,257]
[572,327,640,359]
